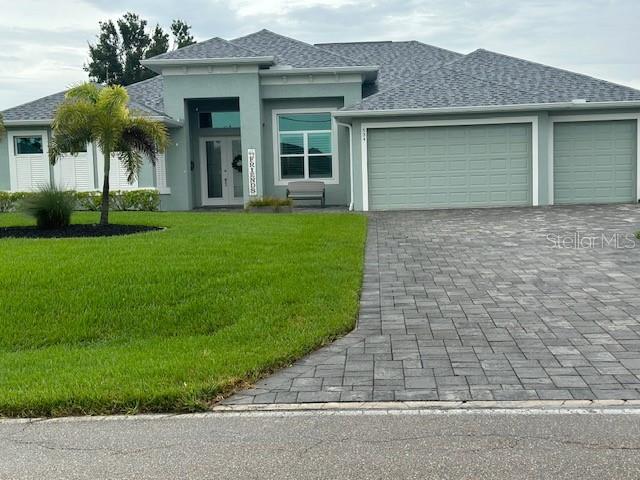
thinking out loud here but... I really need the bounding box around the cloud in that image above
[1,0,639,110]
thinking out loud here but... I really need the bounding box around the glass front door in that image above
[200,137,243,206]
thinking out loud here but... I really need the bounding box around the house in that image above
[2,29,640,211]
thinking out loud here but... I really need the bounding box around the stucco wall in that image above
[162,72,263,210]
[0,131,10,191]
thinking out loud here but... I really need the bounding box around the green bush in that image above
[76,191,102,211]
[1,189,161,213]
[247,197,293,208]
[0,192,13,212]
[21,185,76,229]
[0,192,29,213]
[109,190,160,211]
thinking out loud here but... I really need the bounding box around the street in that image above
[1,407,640,479]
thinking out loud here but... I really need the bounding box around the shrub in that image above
[109,190,160,211]
[247,197,293,208]
[0,192,13,212]
[1,189,161,213]
[0,192,29,212]
[21,185,76,230]
[76,191,102,211]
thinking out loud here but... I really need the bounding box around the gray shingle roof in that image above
[2,90,67,121]
[348,66,541,111]
[450,49,640,103]
[4,31,640,122]
[145,37,263,61]
[231,29,365,68]
[126,76,165,114]
[317,41,462,96]
[348,48,640,111]
[1,79,168,122]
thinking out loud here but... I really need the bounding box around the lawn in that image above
[0,211,367,417]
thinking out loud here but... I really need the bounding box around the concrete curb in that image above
[213,399,640,412]
[2,400,640,425]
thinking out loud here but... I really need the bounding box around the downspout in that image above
[335,121,354,211]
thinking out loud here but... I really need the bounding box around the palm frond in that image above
[117,147,144,183]
[49,100,95,165]
[97,85,129,119]
[120,117,169,166]
[48,135,89,165]
[65,83,101,104]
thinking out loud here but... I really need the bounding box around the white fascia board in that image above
[260,65,379,81]
[141,56,275,73]
[334,101,640,118]
[5,116,182,128]
[3,119,53,127]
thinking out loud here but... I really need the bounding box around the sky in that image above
[1,0,640,110]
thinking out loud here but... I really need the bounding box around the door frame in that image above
[199,136,243,206]
[359,116,539,211]
[548,113,640,204]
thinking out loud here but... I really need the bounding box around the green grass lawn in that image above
[0,211,367,417]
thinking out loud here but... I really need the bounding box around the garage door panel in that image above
[554,120,636,204]
[368,124,532,210]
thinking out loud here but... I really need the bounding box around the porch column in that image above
[239,90,264,201]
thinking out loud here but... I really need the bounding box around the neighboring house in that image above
[2,29,640,211]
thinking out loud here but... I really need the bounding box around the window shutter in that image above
[54,146,95,191]
[15,155,50,191]
[96,148,139,190]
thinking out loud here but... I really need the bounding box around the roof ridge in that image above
[234,29,363,65]
[315,41,396,46]
[410,40,464,57]
[148,35,262,61]
[473,48,640,95]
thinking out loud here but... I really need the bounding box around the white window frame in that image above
[548,113,640,204]
[8,130,50,192]
[272,108,339,186]
[359,116,539,211]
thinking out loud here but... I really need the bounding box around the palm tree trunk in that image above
[99,150,111,226]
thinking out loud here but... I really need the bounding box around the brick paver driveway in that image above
[227,205,640,404]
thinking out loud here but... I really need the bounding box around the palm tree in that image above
[0,113,5,140]
[49,83,168,225]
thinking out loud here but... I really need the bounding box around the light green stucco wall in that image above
[161,72,263,210]
[0,133,10,191]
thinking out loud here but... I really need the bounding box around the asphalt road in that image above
[1,409,640,479]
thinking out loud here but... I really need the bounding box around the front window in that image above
[14,136,43,155]
[199,111,241,129]
[277,113,333,180]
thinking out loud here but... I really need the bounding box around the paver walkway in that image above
[227,205,640,404]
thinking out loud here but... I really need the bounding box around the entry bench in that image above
[286,181,326,207]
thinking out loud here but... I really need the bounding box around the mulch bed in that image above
[0,224,163,239]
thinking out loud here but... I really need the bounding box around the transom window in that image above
[277,113,333,180]
[199,111,241,129]
[14,136,43,155]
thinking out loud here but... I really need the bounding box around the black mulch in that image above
[0,224,163,239]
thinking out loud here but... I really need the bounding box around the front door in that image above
[200,137,244,206]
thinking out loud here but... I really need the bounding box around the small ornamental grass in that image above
[21,184,76,230]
